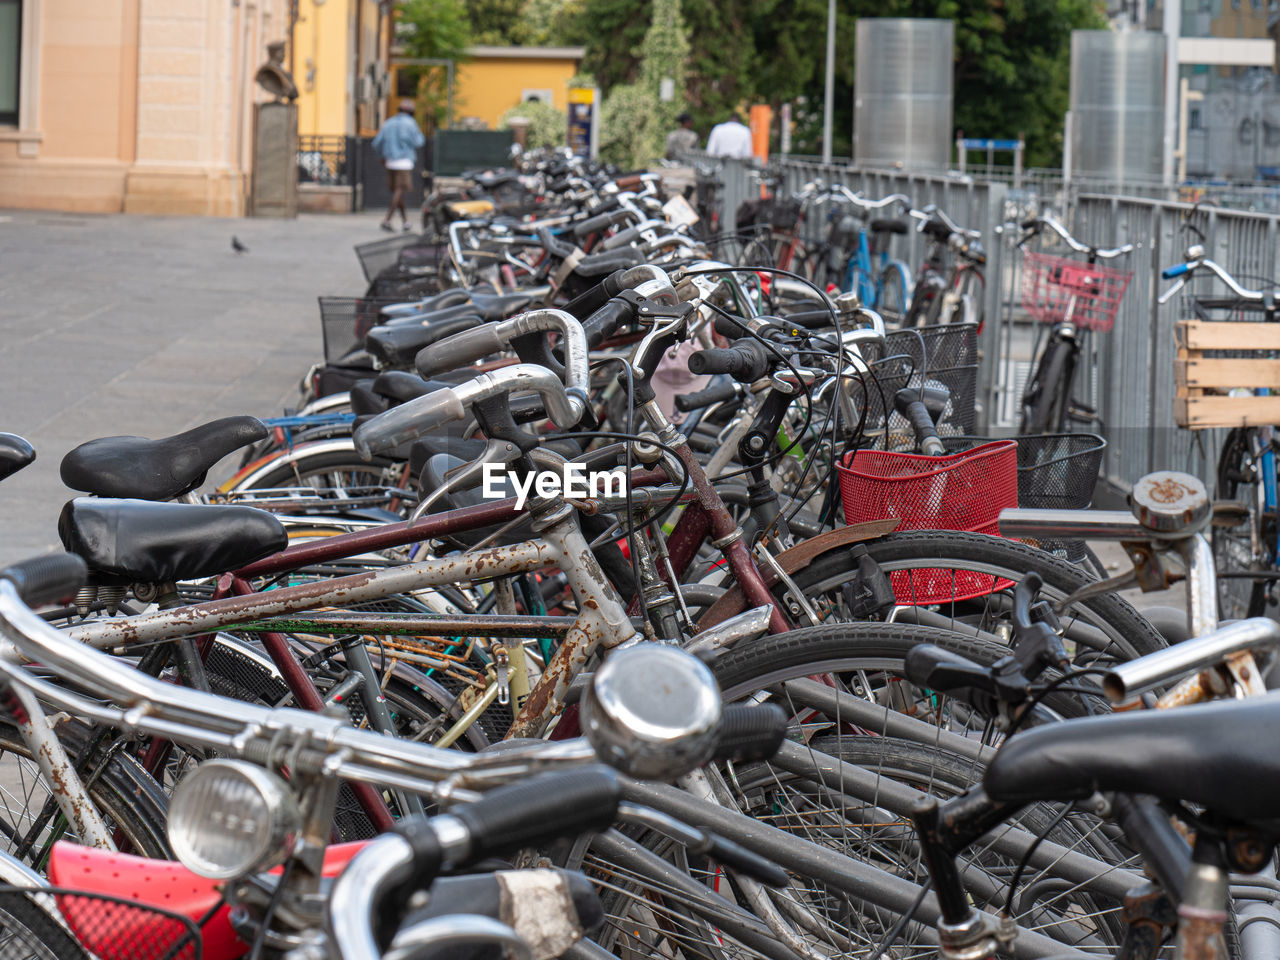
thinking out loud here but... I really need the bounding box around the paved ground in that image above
[0,208,386,563]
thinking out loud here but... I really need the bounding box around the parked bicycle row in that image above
[0,151,1278,960]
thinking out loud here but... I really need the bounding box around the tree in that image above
[397,0,472,132]
[500,100,569,147]
[463,0,530,44]
[576,0,1105,166]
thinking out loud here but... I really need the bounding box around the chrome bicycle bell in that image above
[582,644,722,780]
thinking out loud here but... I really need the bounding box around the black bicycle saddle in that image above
[0,434,35,484]
[984,692,1280,828]
[60,417,267,501]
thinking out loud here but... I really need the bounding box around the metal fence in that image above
[688,153,1280,495]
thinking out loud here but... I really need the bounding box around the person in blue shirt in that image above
[372,99,426,232]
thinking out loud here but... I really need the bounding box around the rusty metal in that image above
[71,541,557,650]
[1117,883,1177,960]
[231,612,575,639]
[695,519,901,629]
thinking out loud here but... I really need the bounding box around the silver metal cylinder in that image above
[1103,617,1280,701]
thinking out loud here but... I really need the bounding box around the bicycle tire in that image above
[0,889,92,959]
[1213,427,1270,620]
[1020,334,1076,435]
[710,625,1131,955]
[231,445,406,496]
[770,530,1165,661]
[877,261,910,323]
[0,717,170,869]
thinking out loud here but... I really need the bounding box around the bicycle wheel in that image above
[0,717,169,870]
[231,443,408,498]
[877,261,910,324]
[0,889,91,959]
[948,266,985,327]
[1213,427,1271,620]
[771,530,1165,662]
[1020,334,1076,435]
[710,625,1133,956]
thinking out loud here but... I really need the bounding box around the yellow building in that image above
[0,0,389,216]
[390,45,584,132]
[293,0,390,138]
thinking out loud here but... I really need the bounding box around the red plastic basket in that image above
[1021,251,1131,332]
[837,440,1019,604]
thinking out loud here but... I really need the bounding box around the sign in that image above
[567,86,599,159]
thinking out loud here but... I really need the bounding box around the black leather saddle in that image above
[0,434,35,484]
[60,417,267,501]
[59,498,287,585]
[984,692,1280,827]
[468,292,536,321]
[421,453,537,548]
[364,314,483,369]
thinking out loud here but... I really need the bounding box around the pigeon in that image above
[231,236,248,254]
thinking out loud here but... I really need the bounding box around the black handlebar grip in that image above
[687,342,771,381]
[451,766,622,862]
[701,834,790,888]
[902,398,941,449]
[573,207,630,239]
[582,297,637,349]
[562,268,630,321]
[903,643,989,693]
[414,323,504,379]
[674,381,740,413]
[711,703,787,764]
[537,227,577,261]
[713,314,749,338]
[1020,217,1040,230]
[0,553,88,608]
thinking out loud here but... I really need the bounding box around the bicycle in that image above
[1158,243,1280,621]
[801,184,914,319]
[1016,214,1133,434]
[901,204,987,328]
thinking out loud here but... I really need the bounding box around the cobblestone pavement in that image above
[0,208,386,563]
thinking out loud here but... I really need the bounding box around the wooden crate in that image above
[1175,320,1280,429]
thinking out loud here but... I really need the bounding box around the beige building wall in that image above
[1,0,291,216]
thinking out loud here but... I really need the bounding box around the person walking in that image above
[372,99,426,232]
[705,112,753,159]
[665,112,698,160]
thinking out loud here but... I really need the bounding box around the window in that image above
[0,0,19,126]
[1189,107,1203,130]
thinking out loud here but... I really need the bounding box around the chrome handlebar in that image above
[1024,214,1133,259]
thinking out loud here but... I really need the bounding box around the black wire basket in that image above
[851,322,980,442]
[0,886,202,960]
[354,233,428,283]
[944,432,1107,565]
[318,295,407,365]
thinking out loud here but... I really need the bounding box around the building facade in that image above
[0,0,389,216]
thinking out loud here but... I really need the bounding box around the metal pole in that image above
[446,59,455,129]
[1162,11,1180,186]
[822,0,835,164]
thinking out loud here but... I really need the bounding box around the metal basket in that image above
[943,433,1107,565]
[850,322,980,443]
[1021,251,1131,332]
[837,439,1018,604]
[0,886,201,960]
[318,296,405,365]
[354,233,425,283]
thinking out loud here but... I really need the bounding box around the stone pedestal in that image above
[250,102,298,217]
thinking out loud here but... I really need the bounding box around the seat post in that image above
[1174,834,1229,960]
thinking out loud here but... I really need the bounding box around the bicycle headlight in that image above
[168,760,301,880]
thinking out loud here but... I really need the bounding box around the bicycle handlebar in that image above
[1157,256,1266,305]
[1021,214,1133,259]
[353,365,583,459]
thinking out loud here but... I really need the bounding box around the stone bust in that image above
[255,41,299,103]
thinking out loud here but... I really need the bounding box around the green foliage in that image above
[599,83,658,168]
[500,100,568,148]
[397,0,472,61]
[575,0,1105,167]
[464,0,530,44]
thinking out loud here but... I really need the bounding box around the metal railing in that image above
[684,153,1280,494]
[297,135,354,187]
